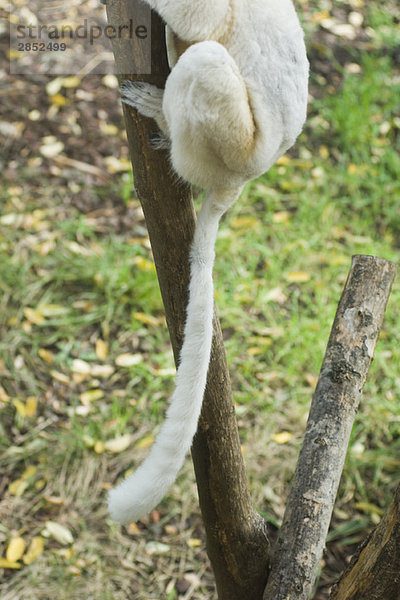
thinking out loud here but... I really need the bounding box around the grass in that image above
[1,1,400,598]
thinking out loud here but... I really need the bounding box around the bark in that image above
[263,255,397,600]
[331,484,400,600]
[106,2,270,598]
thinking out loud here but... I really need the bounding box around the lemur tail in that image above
[108,187,242,524]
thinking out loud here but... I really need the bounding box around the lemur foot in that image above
[120,80,164,120]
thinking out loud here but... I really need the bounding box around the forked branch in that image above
[263,255,396,600]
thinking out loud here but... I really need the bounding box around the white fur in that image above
[109,0,309,524]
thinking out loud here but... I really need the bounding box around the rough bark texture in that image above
[106,2,270,598]
[331,484,400,600]
[263,255,397,600]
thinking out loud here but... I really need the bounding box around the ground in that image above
[1,0,400,598]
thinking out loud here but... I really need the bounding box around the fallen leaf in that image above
[46,77,64,96]
[285,271,311,283]
[50,370,69,384]
[0,558,21,569]
[133,256,155,272]
[230,216,259,229]
[91,364,114,378]
[94,441,105,454]
[61,75,81,88]
[72,359,92,374]
[6,537,26,562]
[136,434,155,450]
[272,431,293,444]
[24,307,45,325]
[8,478,28,497]
[273,211,291,224]
[79,389,104,405]
[95,338,108,360]
[23,537,44,565]
[115,353,142,367]
[25,396,38,417]
[13,399,28,418]
[145,541,170,555]
[39,136,64,158]
[104,434,132,454]
[187,538,202,548]
[44,521,74,545]
[134,312,162,326]
[38,348,55,364]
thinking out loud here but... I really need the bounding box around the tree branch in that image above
[106,2,270,597]
[263,255,397,600]
[331,483,400,600]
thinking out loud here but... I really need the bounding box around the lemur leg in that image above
[142,0,230,40]
[163,41,256,189]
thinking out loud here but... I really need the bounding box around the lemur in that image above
[108,0,309,524]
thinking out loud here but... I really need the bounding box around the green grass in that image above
[1,1,400,598]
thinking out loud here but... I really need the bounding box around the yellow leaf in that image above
[50,370,69,384]
[7,49,21,61]
[0,558,21,569]
[24,307,45,325]
[6,537,26,562]
[23,537,44,565]
[8,478,28,497]
[103,156,131,173]
[286,271,311,283]
[95,338,108,360]
[272,431,293,444]
[0,386,10,403]
[133,256,155,272]
[94,441,105,454]
[305,373,318,389]
[13,399,27,418]
[134,312,162,327]
[50,93,67,107]
[230,216,259,229]
[136,434,155,450]
[25,396,38,417]
[24,465,38,480]
[79,389,104,405]
[311,11,331,23]
[355,502,384,517]
[61,76,81,88]
[347,163,360,175]
[104,434,132,453]
[272,211,291,224]
[247,346,263,356]
[38,348,55,364]
[100,123,119,136]
[128,522,142,535]
[115,353,142,367]
[187,538,202,548]
[319,145,330,159]
[275,154,291,166]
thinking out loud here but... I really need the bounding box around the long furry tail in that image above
[108,187,242,524]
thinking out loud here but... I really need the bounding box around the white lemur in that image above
[108,0,309,524]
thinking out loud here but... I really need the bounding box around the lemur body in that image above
[108,0,309,524]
